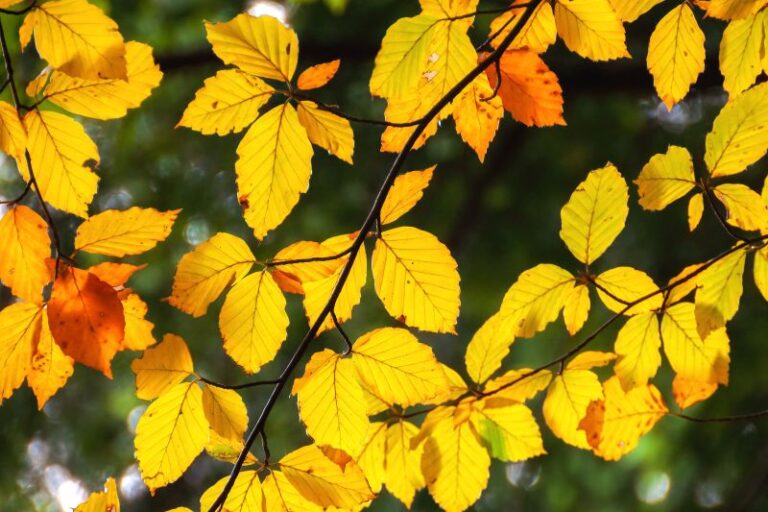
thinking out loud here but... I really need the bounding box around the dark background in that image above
[0,0,767,510]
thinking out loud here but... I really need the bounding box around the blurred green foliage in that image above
[0,1,767,511]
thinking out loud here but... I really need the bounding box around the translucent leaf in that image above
[75,207,179,257]
[694,249,746,338]
[121,293,156,351]
[452,73,503,161]
[0,100,26,167]
[131,334,193,400]
[355,422,387,494]
[483,368,552,404]
[0,302,42,405]
[609,0,664,21]
[74,477,119,512]
[270,240,344,294]
[489,1,556,53]
[672,374,719,409]
[720,10,765,96]
[594,266,663,315]
[688,193,704,231]
[613,312,661,390]
[754,248,768,301]
[27,310,73,409]
[0,205,51,304]
[384,420,425,507]
[379,166,436,225]
[200,385,248,451]
[706,0,768,20]
[554,0,629,61]
[713,183,768,231]
[262,469,323,512]
[563,284,591,335]
[465,313,515,385]
[635,145,696,210]
[297,101,354,164]
[297,59,340,90]
[199,471,262,512]
[476,401,546,462]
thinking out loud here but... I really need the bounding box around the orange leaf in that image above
[88,262,146,288]
[485,49,565,127]
[48,266,125,378]
[297,59,340,90]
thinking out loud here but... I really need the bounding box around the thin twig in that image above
[259,431,271,464]
[290,91,421,128]
[586,274,632,306]
[198,376,281,391]
[0,180,31,205]
[266,245,353,267]
[331,310,353,355]
[701,182,753,244]
[670,409,768,423]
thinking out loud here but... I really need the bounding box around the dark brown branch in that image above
[207,2,546,509]
[198,376,281,391]
[701,182,755,244]
[0,180,31,205]
[670,408,768,423]
[331,310,353,355]
[291,91,421,128]
[265,245,352,267]
[586,274,632,306]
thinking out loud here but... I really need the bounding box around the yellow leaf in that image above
[720,11,765,97]
[271,240,344,294]
[379,166,435,225]
[667,263,704,305]
[201,384,248,445]
[297,59,340,90]
[672,374,719,409]
[705,81,768,177]
[578,376,667,461]
[560,163,628,264]
[28,41,162,120]
[754,248,768,301]
[0,302,42,405]
[613,312,661,390]
[0,205,51,304]
[262,469,323,512]
[385,420,426,507]
[135,382,208,493]
[220,270,288,374]
[27,310,73,409]
[89,262,145,287]
[554,0,629,61]
[236,103,313,240]
[568,350,616,370]
[609,0,664,21]
[635,145,696,210]
[121,293,156,351]
[131,334,193,400]
[662,302,730,384]
[647,5,705,109]
[563,284,591,335]
[369,14,439,99]
[0,100,26,167]
[498,263,574,338]
[452,73,503,162]
[302,234,366,333]
[594,266,663,315]
[465,313,515,385]
[355,422,387,494]
[543,364,604,449]
[296,352,368,456]
[707,0,768,20]
[206,13,298,81]
[380,90,444,153]
[372,226,460,333]
[489,1,556,53]
[23,0,127,80]
[688,193,704,231]
[713,183,768,231]
[74,207,179,257]
[483,368,552,404]
[280,445,374,509]
[74,477,119,512]
[24,110,99,218]
[169,232,255,317]
[694,249,746,338]
[177,69,274,135]
[351,327,448,406]
[297,101,354,164]
[420,0,480,20]
[205,431,258,466]
[199,470,262,512]
[475,401,546,462]
[421,408,490,512]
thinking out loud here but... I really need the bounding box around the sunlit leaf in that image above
[0,302,42,405]
[720,10,765,97]
[476,400,546,462]
[75,207,179,257]
[452,73,504,161]
[489,1,556,53]
[296,101,354,164]
[199,471,262,512]
[712,183,768,232]
[613,312,661,390]
[563,284,591,336]
[201,384,248,445]
[554,0,629,61]
[131,334,193,400]
[379,166,436,224]
[694,249,746,338]
[635,145,696,210]
[27,310,73,409]
[465,313,515,385]
[74,477,120,512]
[0,205,51,304]
[385,420,426,507]
[594,266,663,315]
[297,59,340,90]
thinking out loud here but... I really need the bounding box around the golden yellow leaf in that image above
[22,0,127,80]
[421,407,490,512]
[131,334,193,400]
[280,445,374,509]
[0,205,51,304]
[705,81,768,177]
[554,0,629,61]
[754,248,768,301]
[121,293,156,351]
[201,384,248,445]
[302,233,366,333]
[135,382,208,493]
[672,374,719,409]
[563,284,591,335]
[499,263,574,338]
[423,363,470,405]
[578,376,667,461]
[465,313,515,385]
[0,100,26,166]
[220,270,288,374]
[24,110,99,218]
[688,192,704,231]
[609,0,664,21]
[270,240,344,294]
[713,183,768,231]
[206,13,298,81]
[296,352,368,456]
[706,0,768,20]
[372,226,460,333]
[420,0,480,20]
[635,145,696,210]
[262,469,323,512]
[720,11,765,97]
[613,312,661,390]
[662,302,730,384]
[205,431,258,466]
[74,207,179,257]
[297,101,354,164]
[380,166,435,225]
[476,400,546,462]
[168,232,255,317]
[27,310,73,410]
[560,163,628,264]
[694,249,746,338]
[568,350,616,370]
[666,263,704,305]
[647,5,705,109]
[380,90,444,153]
[199,471,262,512]
[452,73,503,162]
[0,302,42,405]
[489,1,556,53]
[177,69,274,135]
[543,362,604,449]
[351,327,448,406]
[88,262,145,288]
[483,368,553,404]
[385,420,425,507]
[28,41,161,120]
[355,422,387,494]
[236,103,313,240]
[74,477,119,512]
[594,266,663,315]
[297,59,340,90]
